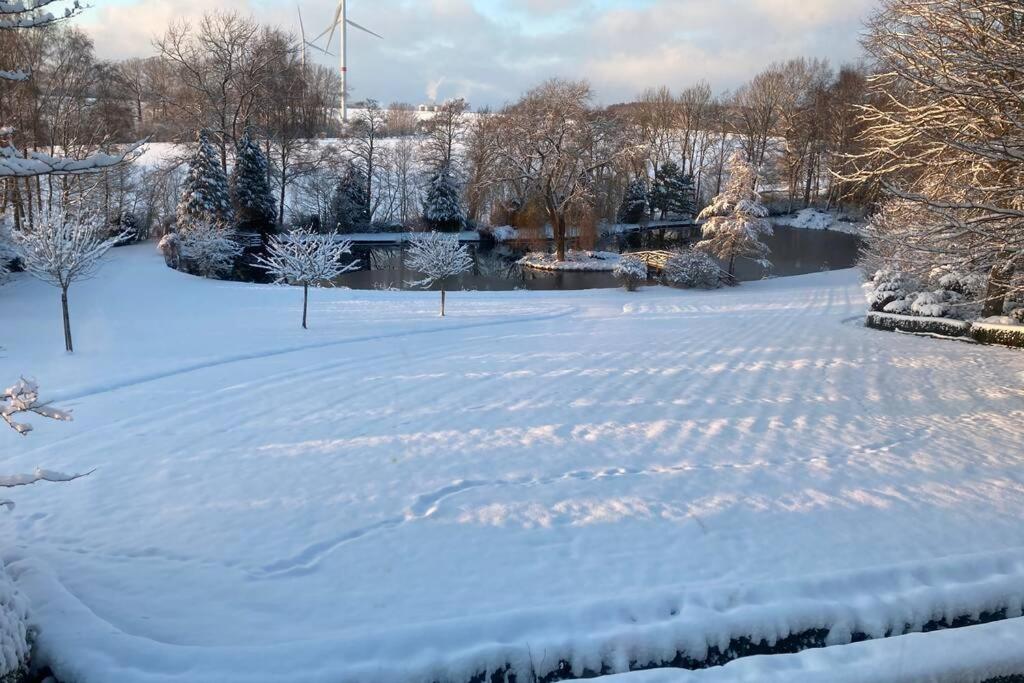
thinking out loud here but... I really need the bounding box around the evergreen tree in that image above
[329,162,371,233]
[695,151,773,276]
[618,178,648,224]
[422,163,465,232]
[650,162,697,220]
[178,130,233,228]
[230,126,277,236]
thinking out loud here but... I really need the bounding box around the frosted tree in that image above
[422,163,465,232]
[405,232,473,316]
[613,255,648,292]
[178,130,234,229]
[695,150,773,276]
[848,0,1024,316]
[230,126,277,236]
[178,222,242,279]
[256,229,359,329]
[0,220,14,281]
[618,179,649,224]
[650,162,697,220]
[12,205,127,352]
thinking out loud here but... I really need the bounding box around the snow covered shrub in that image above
[663,250,721,289]
[936,271,986,299]
[613,255,648,292]
[0,569,28,683]
[882,297,913,315]
[158,232,182,269]
[1009,307,1024,324]
[909,291,952,318]
[866,269,909,312]
[177,222,243,279]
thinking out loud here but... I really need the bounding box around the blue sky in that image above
[81,0,877,107]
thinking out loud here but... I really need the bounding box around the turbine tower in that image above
[313,0,383,123]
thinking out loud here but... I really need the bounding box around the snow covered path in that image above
[2,246,1024,682]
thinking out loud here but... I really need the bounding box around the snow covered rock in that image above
[663,250,721,289]
[613,255,648,291]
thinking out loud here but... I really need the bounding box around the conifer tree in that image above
[618,178,649,224]
[329,162,371,233]
[650,162,697,220]
[230,126,277,236]
[422,163,465,232]
[696,151,773,276]
[178,130,234,229]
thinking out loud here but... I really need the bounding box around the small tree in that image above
[422,163,465,232]
[696,151,773,276]
[650,162,697,220]
[618,178,649,224]
[405,232,473,316]
[230,126,277,237]
[663,250,722,289]
[13,206,127,353]
[178,222,243,279]
[256,229,359,329]
[178,129,234,228]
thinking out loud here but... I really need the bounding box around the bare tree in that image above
[420,98,468,170]
[491,80,625,261]
[345,99,386,222]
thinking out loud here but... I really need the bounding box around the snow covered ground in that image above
[2,245,1024,682]
[771,209,864,235]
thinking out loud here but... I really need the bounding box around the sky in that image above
[80,0,878,107]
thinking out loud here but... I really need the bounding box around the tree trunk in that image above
[982,260,1015,317]
[61,286,73,353]
[302,283,309,329]
[440,289,446,317]
[728,254,736,277]
[555,215,567,262]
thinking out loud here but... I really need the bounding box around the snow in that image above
[519,250,622,271]
[597,616,1024,682]
[772,209,864,236]
[2,246,1024,682]
[343,230,481,243]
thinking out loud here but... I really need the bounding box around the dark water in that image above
[334,226,862,291]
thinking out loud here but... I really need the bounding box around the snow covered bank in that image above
[771,209,863,235]
[2,246,1024,682]
[519,250,621,271]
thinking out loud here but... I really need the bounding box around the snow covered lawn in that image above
[2,245,1024,682]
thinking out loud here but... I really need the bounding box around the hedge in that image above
[865,313,1024,349]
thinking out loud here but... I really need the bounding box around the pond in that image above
[333,226,862,291]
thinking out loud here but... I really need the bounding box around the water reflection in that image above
[335,226,861,292]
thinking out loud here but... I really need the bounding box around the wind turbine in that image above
[297,5,336,72]
[312,0,383,123]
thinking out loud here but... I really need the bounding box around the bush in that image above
[663,250,721,289]
[0,565,29,683]
[936,270,986,298]
[866,312,972,337]
[613,255,648,291]
[866,269,909,312]
[910,291,952,318]
[972,322,1024,348]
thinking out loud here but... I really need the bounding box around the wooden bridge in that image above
[630,250,677,274]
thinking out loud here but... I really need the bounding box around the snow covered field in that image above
[2,245,1024,682]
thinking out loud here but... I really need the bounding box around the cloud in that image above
[80,0,879,106]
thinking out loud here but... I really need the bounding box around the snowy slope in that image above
[1,246,1024,682]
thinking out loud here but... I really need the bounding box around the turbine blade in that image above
[313,1,344,46]
[297,5,306,42]
[306,40,336,57]
[346,18,383,39]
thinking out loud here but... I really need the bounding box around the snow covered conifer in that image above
[13,205,127,352]
[696,151,773,276]
[177,221,243,279]
[330,163,371,233]
[178,130,234,229]
[613,254,648,292]
[651,162,697,220]
[422,163,465,232]
[405,232,473,316]
[256,229,359,329]
[618,178,649,224]
[230,126,277,237]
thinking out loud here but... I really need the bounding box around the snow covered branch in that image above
[2,378,71,436]
[0,140,144,178]
[0,0,81,31]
